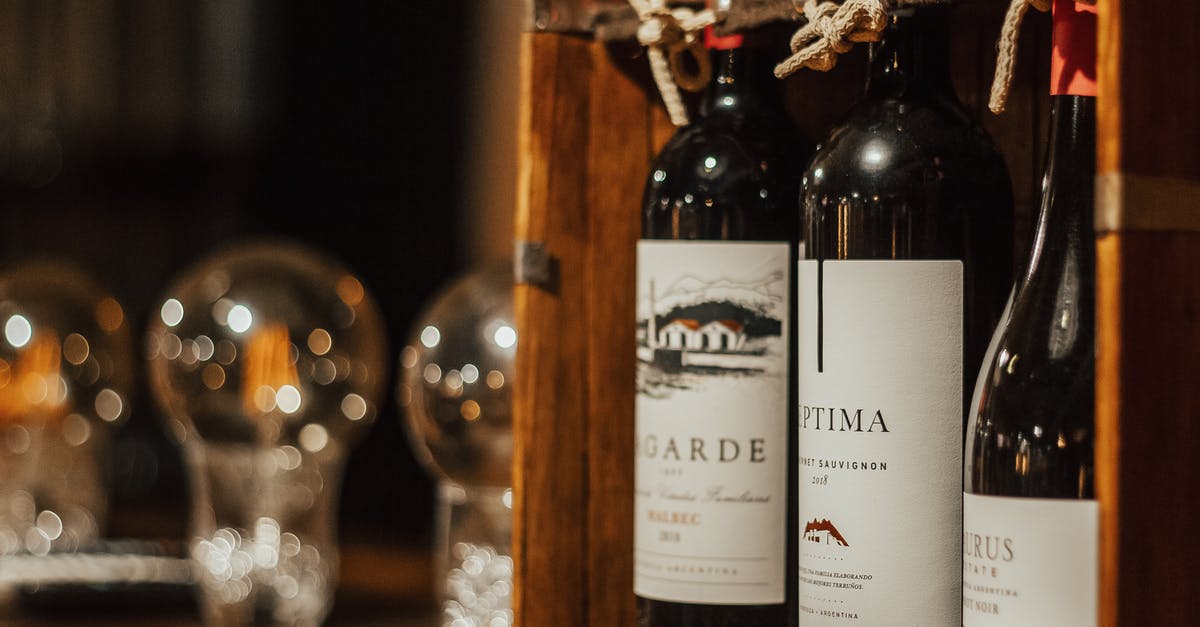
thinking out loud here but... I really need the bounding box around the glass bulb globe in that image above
[398,263,515,627]
[0,261,132,556]
[146,242,386,627]
[399,263,514,488]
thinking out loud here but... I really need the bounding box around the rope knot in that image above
[636,10,686,49]
[811,10,853,54]
[629,0,720,126]
[775,0,890,78]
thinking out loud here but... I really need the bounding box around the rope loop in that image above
[630,0,720,126]
[988,0,1095,114]
[988,0,1049,113]
[669,42,713,93]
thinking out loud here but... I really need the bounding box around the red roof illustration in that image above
[803,518,849,546]
[713,319,743,332]
[664,318,701,330]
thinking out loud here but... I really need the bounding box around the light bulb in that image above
[399,263,514,488]
[0,261,133,556]
[146,242,385,627]
[398,263,515,627]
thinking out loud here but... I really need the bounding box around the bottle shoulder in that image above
[969,286,1095,437]
[964,292,1095,498]
[646,112,809,200]
[804,95,1009,202]
[653,114,804,172]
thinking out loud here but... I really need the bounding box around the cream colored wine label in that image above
[796,260,963,625]
[634,241,789,605]
[963,493,1098,627]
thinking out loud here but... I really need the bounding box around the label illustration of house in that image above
[636,270,784,383]
[803,518,849,546]
[657,318,747,352]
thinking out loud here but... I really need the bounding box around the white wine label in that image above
[962,493,1098,627]
[795,260,963,625]
[634,240,790,605]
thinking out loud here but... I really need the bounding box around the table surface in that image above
[0,612,441,626]
[0,542,443,626]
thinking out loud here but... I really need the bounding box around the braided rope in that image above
[630,0,720,126]
[988,0,1050,113]
[988,0,1096,114]
[773,0,889,77]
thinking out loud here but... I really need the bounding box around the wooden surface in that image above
[583,41,649,627]
[512,31,593,627]
[512,31,659,626]
[1095,1,1200,625]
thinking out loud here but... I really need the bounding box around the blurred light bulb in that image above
[399,263,515,487]
[0,261,133,556]
[146,242,386,625]
[398,263,517,626]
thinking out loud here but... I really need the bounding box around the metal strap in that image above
[1095,173,1200,233]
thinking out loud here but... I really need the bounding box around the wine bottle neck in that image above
[1025,95,1095,285]
[865,7,954,98]
[699,47,775,117]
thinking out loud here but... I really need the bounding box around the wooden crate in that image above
[510,1,1200,624]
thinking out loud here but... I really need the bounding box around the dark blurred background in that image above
[0,0,525,606]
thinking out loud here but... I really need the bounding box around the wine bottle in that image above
[635,26,811,627]
[963,1,1098,624]
[795,6,1013,625]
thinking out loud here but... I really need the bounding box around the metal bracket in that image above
[1096,172,1200,233]
[515,240,558,292]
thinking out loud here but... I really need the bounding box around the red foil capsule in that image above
[1051,0,1098,96]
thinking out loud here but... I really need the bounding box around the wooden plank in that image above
[1095,0,1200,625]
[1097,1,1200,180]
[512,31,593,627]
[1095,233,1200,626]
[582,42,647,627]
[513,30,672,626]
